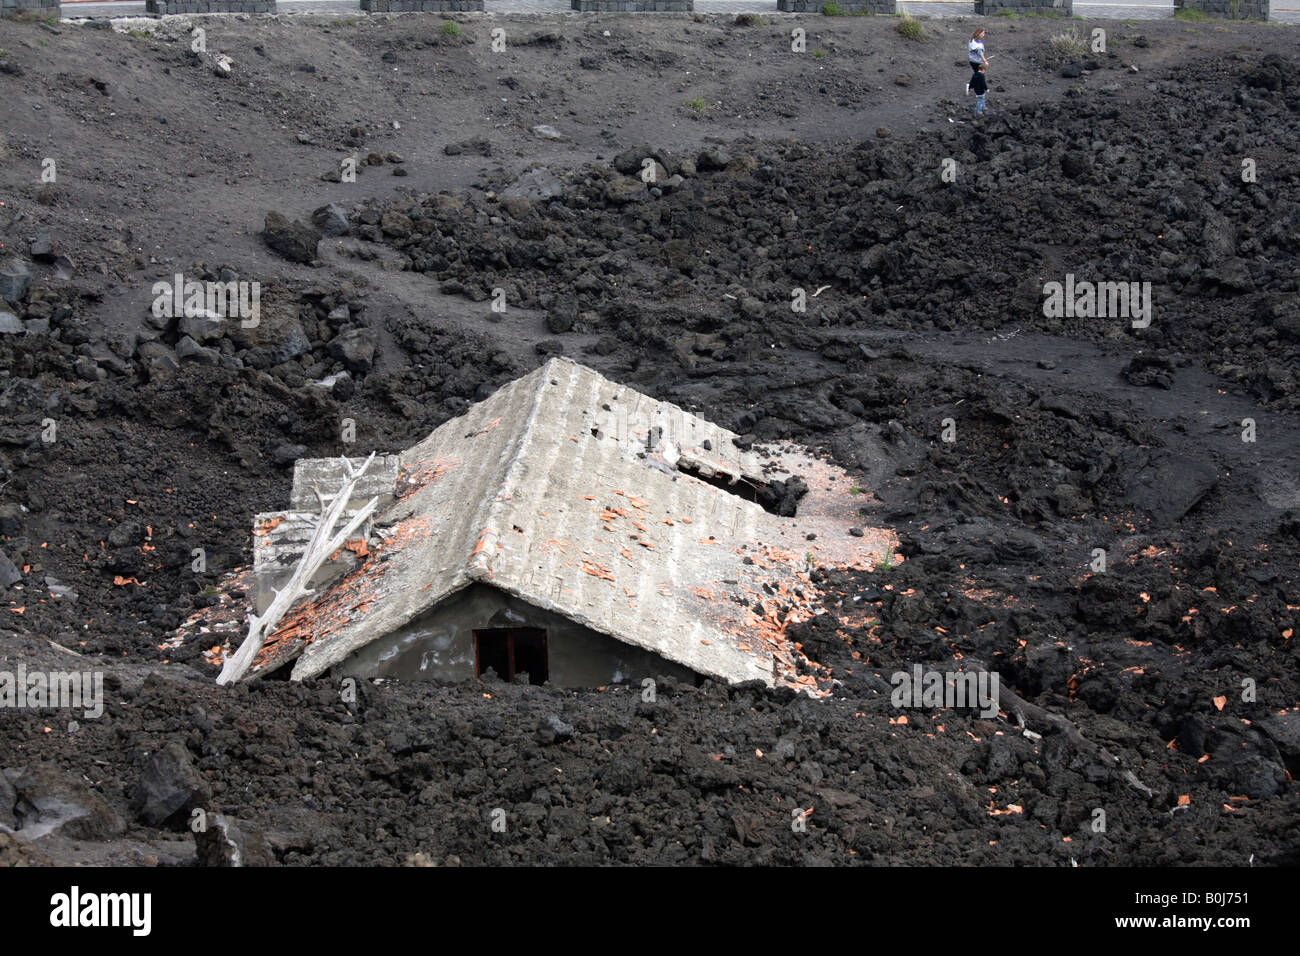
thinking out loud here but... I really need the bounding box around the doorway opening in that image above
[474,627,549,685]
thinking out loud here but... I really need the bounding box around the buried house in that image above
[206,358,894,692]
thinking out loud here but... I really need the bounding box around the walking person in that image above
[970,62,989,118]
[969,28,989,76]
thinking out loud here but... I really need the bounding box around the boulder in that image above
[696,147,731,172]
[28,234,57,260]
[7,764,126,842]
[131,741,210,828]
[380,211,413,238]
[311,203,350,238]
[137,342,181,379]
[613,144,654,175]
[604,177,648,205]
[0,260,31,304]
[272,443,307,465]
[0,548,20,588]
[195,814,275,867]
[261,212,321,265]
[501,168,564,202]
[179,311,226,343]
[328,327,378,374]
[176,335,220,365]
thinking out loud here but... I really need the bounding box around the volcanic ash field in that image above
[0,11,1297,866]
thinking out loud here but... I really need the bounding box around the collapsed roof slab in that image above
[241,357,896,692]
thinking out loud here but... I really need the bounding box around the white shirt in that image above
[969,39,985,63]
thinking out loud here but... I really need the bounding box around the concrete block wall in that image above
[1,0,61,18]
[778,0,896,11]
[145,0,275,11]
[571,0,693,10]
[774,0,899,10]
[361,0,484,10]
[975,0,1071,15]
[1176,0,1268,18]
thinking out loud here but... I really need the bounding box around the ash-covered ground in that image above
[0,10,1297,866]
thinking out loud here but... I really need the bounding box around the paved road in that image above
[60,0,1292,20]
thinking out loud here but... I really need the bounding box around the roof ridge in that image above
[466,357,572,580]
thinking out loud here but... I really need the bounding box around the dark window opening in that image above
[474,627,548,685]
[676,461,806,517]
[512,632,548,685]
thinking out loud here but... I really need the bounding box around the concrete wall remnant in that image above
[974,0,1070,15]
[360,0,485,11]
[571,1,693,10]
[777,0,896,13]
[2,0,61,17]
[144,0,275,12]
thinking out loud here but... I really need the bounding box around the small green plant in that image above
[895,16,925,40]
[685,96,706,113]
[201,585,220,597]
[813,48,826,59]
[440,20,461,37]
[1050,27,1089,57]
[0,49,8,58]
[127,29,151,38]
[734,12,769,25]
[878,549,894,571]
[1173,6,1209,19]
[994,8,1017,16]
[849,484,861,495]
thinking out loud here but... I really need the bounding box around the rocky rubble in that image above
[340,57,1300,411]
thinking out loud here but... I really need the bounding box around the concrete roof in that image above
[248,357,894,691]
